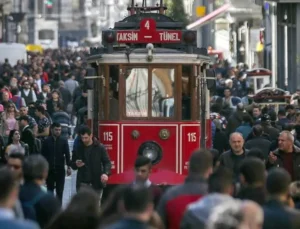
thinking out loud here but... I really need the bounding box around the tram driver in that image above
[152,68,174,118]
[182,76,191,120]
[182,65,192,120]
[109,88,119,120]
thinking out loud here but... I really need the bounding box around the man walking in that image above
[41,122,71,204]
[19,116,36,154]
[0,167,39,229]
[71,126,111,203]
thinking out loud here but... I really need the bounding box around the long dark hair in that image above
[7,129,19,146]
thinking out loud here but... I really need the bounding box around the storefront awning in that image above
[186,3,231,30]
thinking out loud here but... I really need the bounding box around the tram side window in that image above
[182,65,192,120]
[125,67,148,117]
[151,68,175,118]
[109,65,119,120]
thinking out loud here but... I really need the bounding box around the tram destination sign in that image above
[116,18,182,43]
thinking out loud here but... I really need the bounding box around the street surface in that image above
[62,140,77,208]
[62,171,77,208]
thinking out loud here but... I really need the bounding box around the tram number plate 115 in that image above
[103,132,113,141]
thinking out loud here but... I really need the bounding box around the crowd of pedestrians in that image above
[2,52,300,229]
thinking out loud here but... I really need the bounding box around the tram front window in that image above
[125,68,149,117]
[152,68,175,118]
[125,67,175,118]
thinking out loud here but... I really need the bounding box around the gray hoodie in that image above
[180,193,234,229]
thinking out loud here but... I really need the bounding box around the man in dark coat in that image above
[19,115,35,155]
[263,168,300,229]
[218,132,249,181]
[71,126,111,203]
[245,124,271,160]
[261,114,280,142]
[226,103,245,136]
[236,157,266,205]
[41,122,71,204]
[267,131,300,181]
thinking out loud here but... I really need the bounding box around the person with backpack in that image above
[19,155,60,228]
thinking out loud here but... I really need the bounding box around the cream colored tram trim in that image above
[87,53,211,65]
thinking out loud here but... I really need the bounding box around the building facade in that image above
[258,0,300,91]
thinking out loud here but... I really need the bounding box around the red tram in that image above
[85,2,215,187]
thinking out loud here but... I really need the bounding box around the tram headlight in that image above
[138,141,162,165]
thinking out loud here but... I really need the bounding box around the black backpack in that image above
[21,192,46,221]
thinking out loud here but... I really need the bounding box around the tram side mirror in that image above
[205,69,216,92]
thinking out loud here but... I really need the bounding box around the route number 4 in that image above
[187,132,197,142]
[144,20,150,30]
[103,132,113,141]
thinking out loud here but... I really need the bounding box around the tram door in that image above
[85,66,103,137]
[182,65,197,121]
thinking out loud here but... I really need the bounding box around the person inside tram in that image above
[152,68,174,118]
[108,65,119,120]
[109,88,119,120]
[182,76,191,120]
[182,66,192,120]
[125,68,148,117]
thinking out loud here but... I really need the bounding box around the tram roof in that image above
[87,47,211,65]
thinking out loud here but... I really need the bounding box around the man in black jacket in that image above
[245,125,271,160]
[218,132,249,181]
[236,157,266,205]
[71,126,111,203]
[19,115,36,154]
[267,131,300,181]
[41,122,71,204]
[263,168,300,229]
